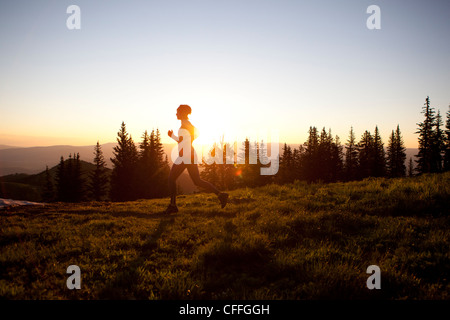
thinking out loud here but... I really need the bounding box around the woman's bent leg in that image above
[186,164,220,194]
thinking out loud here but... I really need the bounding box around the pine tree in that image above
[139,130,152,165]
[357,130,374,179]
[55,153,84,202]
[224,142,239,189]
[154,129,166,165]
[387,130,397,177]
[387,125,406,178]
[200,142,221,188]
[90,141,109,201]
[149,129,157,178]
[137,130,153,199]
[137,128,171,199]
[344,127,359,181]
[394,125,407,177]
[444,105,450,171]
[372,126,386,177]
[153,128,170,197]
[431,110,445,172]
[66,154,74,199]
[56,156,67,201]
[236,138,257,187]
[204,139,239,190]
[330,134,344,182]
[249,140,272,187]
[303,126,320,182]
[278,142,294,184]
[42,165,55,202]
[257,140,273,186]
[312,128,343,183]
[291,145,303,182]
[415,96,436,174]
[317,127,332,182]
[110,121,139,201]
[72,153,85,202]
[246,141,262,187]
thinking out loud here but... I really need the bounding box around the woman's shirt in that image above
[170,120,198,163]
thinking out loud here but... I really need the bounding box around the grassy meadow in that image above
[1,172,449,300]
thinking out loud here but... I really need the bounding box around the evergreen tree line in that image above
[415,96,450,173]
[42,144,111,202]
[200,96,450,187]
[276,96,450,184]
[53,153,85,202]
[199,138,273,191]
[42,122,169,202]
[277,125,404,184]
[109,121,169,202]
[198,124,402,188]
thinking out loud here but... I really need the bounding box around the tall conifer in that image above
[42,165,55,202]
[431,110,445,172]
[344,127,359,181]
[110,121,139,201]
[90,142,109,201]
[357,130,374,179]
[387,125,406,178]
[372,126,386,177]
[415,96,436,174]
[444,106,450,171]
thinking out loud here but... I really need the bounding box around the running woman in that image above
[165,104,228,214]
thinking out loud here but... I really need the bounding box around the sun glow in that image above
[190,113,233,151]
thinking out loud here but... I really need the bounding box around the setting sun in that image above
[189,111,236,153]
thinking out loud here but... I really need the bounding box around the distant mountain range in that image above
[0,159,101,202]
[0,144,20,150]
[0,143,175,175]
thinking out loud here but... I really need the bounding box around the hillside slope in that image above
[0,160,105,202]
[0,172,449,299]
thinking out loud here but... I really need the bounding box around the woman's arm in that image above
[168,130,179,142]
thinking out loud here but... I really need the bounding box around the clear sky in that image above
[0,0,449,148]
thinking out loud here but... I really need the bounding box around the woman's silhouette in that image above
[165,104,228,214]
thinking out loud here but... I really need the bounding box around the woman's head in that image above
[176,104,191,120]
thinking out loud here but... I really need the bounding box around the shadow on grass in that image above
[0,204,51,217]
[109,210,176,220]
[191,211,428,299]
[97,217,175,299]
[186,209,237,219]
[192,239,423,300]
[0,201,174,219]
